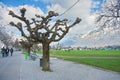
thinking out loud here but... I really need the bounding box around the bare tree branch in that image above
[96,0,120,30]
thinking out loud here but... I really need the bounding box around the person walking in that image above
[1,47,5,57]
[5,47,9,57]
[10,48,14,56]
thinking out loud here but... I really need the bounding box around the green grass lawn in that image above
[49,50,120,73]
[50,50,120,57]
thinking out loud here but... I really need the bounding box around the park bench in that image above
[30,53,38,61]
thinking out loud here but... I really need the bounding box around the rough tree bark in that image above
[27,46,31,56]
[42,42,50,71]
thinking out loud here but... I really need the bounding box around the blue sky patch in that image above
[0,0,50,12]
[91,0,105,13]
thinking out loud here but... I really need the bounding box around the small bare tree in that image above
[9,8,81,71]
[96,0,120,30]
[14,39,20,48]
[19,39,33,55]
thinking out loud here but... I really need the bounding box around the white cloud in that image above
[76,27,120,47]
[45,0,96,45]
[19,5,44,18]
[0,4,44,35]
[45,0,92,19]
[46,4,65,13]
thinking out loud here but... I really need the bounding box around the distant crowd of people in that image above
[1,47,14,57]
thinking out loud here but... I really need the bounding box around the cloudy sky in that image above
[1,0,119,47]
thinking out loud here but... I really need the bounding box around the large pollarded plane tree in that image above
[9,7,81,71]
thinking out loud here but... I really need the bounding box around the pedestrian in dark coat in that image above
[10,48,14,56]
[1,47,5,57]
[5,47,9,57]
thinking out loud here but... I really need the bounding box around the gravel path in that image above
[20,54,120,80]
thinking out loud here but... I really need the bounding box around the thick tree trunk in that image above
[27,47,31,56]
[42,42,51,71]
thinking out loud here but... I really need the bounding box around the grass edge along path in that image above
[50,50,120,73]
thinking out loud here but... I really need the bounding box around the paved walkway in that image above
[0,51,21,80]
[0,51,120,80]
